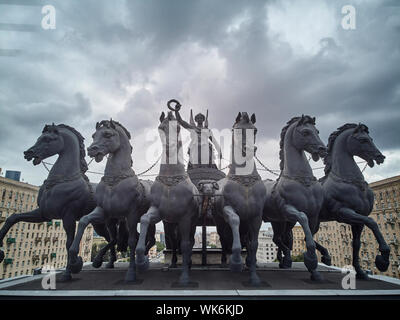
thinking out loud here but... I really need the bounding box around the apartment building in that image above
[257,228,278,263]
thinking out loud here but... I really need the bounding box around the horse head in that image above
[24,123,64,165]
[346,123,385,167]
[88,119,130,163]
[232,112,257,162]
[290,115,326,162]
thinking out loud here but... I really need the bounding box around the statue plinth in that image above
[163,248,247,266]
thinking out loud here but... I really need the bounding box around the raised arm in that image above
[175,110,195,130]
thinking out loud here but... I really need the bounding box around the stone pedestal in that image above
[163,248,247,265]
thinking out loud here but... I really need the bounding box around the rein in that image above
[330,171,368,191]
[155,174,188,187]
[43,172,82,190]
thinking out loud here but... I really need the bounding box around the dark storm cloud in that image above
[0,0,399,185]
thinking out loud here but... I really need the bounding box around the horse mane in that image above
[97,120,133,166]
[323,123,368,176]
[43,124,89,174]
[279,115,315,171]
[98,120,131,139]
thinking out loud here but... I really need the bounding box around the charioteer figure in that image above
[174,108,222,171]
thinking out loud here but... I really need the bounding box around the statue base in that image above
[163,248,247,266]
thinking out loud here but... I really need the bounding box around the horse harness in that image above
[156,174,189,187]
[281,174,317,187]
[101,171,148,206]
[227,173,262,187]
[43,172,82,191]
[330,171,368,192]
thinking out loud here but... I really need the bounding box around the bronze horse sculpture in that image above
[263,115,327,281]
[136,111,200,286]
[68,119,155,282]
[213,112,266,286]
[314,123,390,279]
[0,124,118,281]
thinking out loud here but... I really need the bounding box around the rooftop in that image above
[0,262,399,299]
[0,176,39,190]
[370,175,400,188]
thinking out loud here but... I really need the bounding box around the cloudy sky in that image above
[0,0,399,187]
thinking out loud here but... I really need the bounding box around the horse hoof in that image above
[58,272,72,282]
[178,274,190,286]
[356,270,369,280]
[124,270,137,283]
[70,256,83,274]
[304,251,318,272]
[310,270,324,282]
[169,263,177,269]
[220,263,228,268]
[92,258,102,269]
[321,255,332,266]
[137,256,149,272]
[249,274,262,287]
[282,257,292,269]
[375,255,389,272]
[0,250,4,263]
[105,262,114,269]
[230,262,243,272]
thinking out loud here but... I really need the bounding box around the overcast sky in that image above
[0,0,399,187]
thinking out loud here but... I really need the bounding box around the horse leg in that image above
[165,222,177,268]
[0,209,46,263]
[177,215,193,286]
[271,221,292,268]
[171,225,178,268]
[91,223,111,268]
[106,245,117,269]
[222,206,242,272]
[337,207,390,272]
[273,234,292,269]
[93,220,117,269]
[214,214,229,267]
[136,206,161,272]
[145,223,156,255]
[125,213,140,283]
[59,216,76,282]
[315,241,331,266]
[284,204,322,281]
[68,206,104,274]
[247,215,262,286]
[351,224,369,280]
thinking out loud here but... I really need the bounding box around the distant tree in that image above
[292,253,304,262]
[156,241,165,252]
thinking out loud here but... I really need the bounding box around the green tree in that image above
[156,241,165,252]
[292,253,304,262]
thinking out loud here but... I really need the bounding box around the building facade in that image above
[292,225,307,258]
[292,175,400,279]
[0,176,93,280]
[257,228,278,263]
